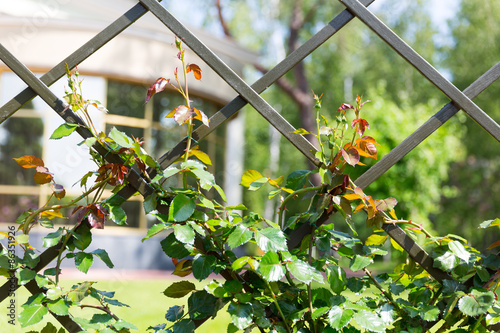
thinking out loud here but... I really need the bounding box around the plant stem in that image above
[21,176,111,233]
[308,228,317,333]
[265,280,292,333]
[55,231,73,285]
[278,185,323,228]
[364,268,402,313]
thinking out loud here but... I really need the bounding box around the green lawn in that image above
[0,277,232,333]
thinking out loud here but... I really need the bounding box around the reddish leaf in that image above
[351,118,369,136]
[88,204,108,229]
[13,155,44,169]
[187,63,202,80]
[172,105,193,125]
[145,77,170,104]
[177,49,185,60]
[192,107,209,126]
[341,147,360,166]
[336,103,354,113]
[356,94,370,108]
[486,240,500,251]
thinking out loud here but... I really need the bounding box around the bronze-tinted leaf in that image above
[192,107,209,126]
[13,155,44,169]
[34,172,53,185]
[341,147,360,166]
[145,77,170,104]
[187,63,202,80]
[375,197,398,211]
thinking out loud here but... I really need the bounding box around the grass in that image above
[0,277,232,333]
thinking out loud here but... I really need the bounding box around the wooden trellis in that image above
[1,0,500,331]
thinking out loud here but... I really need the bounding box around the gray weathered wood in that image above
[0,2,149,124]
[341,0,500,143]
[356,61,500,189]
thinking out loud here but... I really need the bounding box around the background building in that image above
[0,0,256,270]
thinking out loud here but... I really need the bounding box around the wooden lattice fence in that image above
[1,0,500,331]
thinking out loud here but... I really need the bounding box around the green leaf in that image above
[67,282,94,303]
[232,256,250,271]
[213,184,227,202]
[142,223,170,241]
[285,170,311,191]
[458,289,495,316]
[22,249,40,269]
[379,304,395,325]
[353,310,386,333]
[108,127,134,148]
[163,167,181,179]
[174,224,195,245]
[90,313,114,325]
[349,255,373,272]
[46,287,63,300]
[286,257,323,284]
[112,320,137,331]
[258,251,285,282]
[143,193,158,214]
[107,205,127,225]
[448,240,470,262]
[190,168,215,190]
[240,170,264,187]
[74,252,93,273]
[187,291,217,320]
[479,218,500,228]
[104,298,129,307]
[433,248,460,271]
[35,274,50,289]
[172,319,195,333]
[72,223,92,251]
[328,306,354,330]
[42,228,64,248]
[49,123,79,140]
[19,304,48,328]
[166,305,184,322]
[420,305,440,321]
[227,224,253,249]
[47,299,69,316]
[228,302,253,330]
[192,254,217,281]
[248,177,268,191]
[170,194,196,222]
[91,249,114,268]
[160,233,192,259]
[327,265,347,294]
[16,268,36,285]
[164,281,196,298]
[254,227,287,252]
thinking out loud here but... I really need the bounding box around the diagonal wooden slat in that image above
[340,0,500,143]
[139,0,319,165]
[0,2,151,124]
[355,61,500,189]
